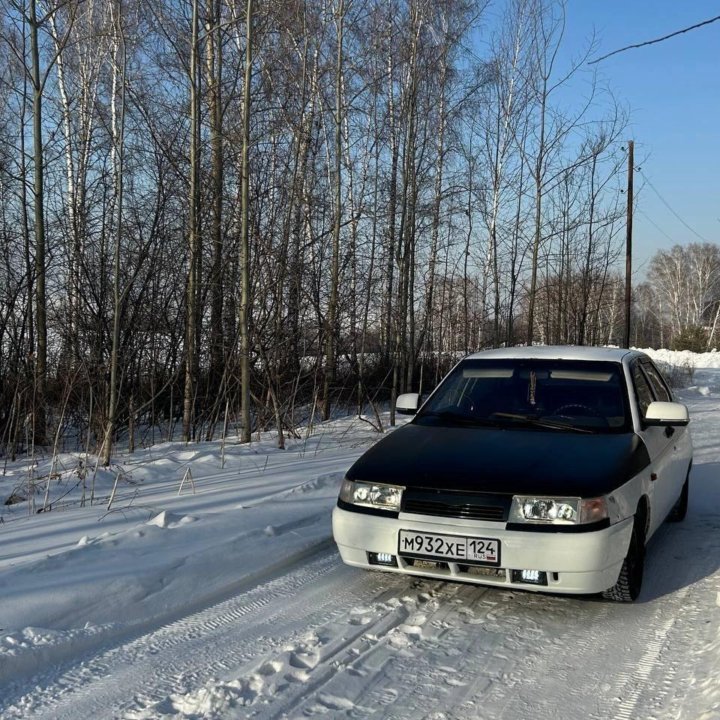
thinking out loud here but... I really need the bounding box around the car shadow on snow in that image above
[636,461,720,603]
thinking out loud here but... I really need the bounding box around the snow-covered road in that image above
[5,503,719,720]
[1,354,719,719]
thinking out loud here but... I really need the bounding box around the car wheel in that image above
[602,520,645,603]
[668,471,690,523]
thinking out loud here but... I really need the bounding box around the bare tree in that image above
[322,0,346,421]
[648,243,720,347]
[0,0,656,464]
[238,0,253,443]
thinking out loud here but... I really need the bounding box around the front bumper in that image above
[332,505,633,595]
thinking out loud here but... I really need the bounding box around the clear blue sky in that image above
[565,1,719,276]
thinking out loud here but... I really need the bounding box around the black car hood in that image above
[346,423,650,497]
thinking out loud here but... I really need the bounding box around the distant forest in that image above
[1,0,719,459]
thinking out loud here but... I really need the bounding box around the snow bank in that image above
[0,415,387,690]
[638,347,720,370]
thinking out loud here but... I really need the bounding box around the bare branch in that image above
[589,15,720,65]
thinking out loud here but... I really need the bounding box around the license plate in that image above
[398,530,500,566]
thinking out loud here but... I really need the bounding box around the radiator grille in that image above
[402,494,508,521]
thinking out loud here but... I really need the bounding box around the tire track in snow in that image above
[169,581,567,720]
[619,571,719,720]
[6,513,717,720]
[610,607,685,720]
[122,569,436,719]
[607,508,720,720]
[228,595,422,719]
[131,578,484,720]
[1,543,341,719]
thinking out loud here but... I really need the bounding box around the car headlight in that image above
[509,496,608,525]
[339,479,404,511]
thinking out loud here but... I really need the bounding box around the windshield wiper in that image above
[491,412,593,434]
[419,410,502,427]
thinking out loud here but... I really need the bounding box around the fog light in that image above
[511,569,547,586]
[368,552,397,567]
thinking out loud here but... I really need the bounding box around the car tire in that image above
[668,471,690,523]
[602,520,645,603]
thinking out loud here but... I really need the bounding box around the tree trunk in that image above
[102,0,127,465]
[207,0,225,393]
[183,0,202,442]
[29,0,47,445]
[239,0,253,443]
[322,0,345,422]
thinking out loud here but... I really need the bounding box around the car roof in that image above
[463,345,644,364]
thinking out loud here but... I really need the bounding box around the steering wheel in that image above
[553,403,604,419]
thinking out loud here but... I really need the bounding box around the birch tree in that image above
[239,0,253,443]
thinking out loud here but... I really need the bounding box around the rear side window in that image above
[631,364,654,417]
[641,361,672,402]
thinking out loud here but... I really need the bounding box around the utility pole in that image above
[624,140,634,348]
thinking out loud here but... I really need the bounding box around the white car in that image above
[332,347,693,602]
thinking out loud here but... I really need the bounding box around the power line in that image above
[638,169,712,243]
[637,209,677,245]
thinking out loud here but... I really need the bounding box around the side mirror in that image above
[396,392,420,416]
[644,401,689,427]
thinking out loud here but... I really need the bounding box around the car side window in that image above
[642,361,672,402]
[631,364,654,417]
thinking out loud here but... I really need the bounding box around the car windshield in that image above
[416,359,631,433]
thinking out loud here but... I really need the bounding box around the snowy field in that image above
[1,349,719,720]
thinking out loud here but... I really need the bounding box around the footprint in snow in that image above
[349,614,373,626]
[350,605,374,615]
[465,616,487,626]
[515,626,543,640]
[317,693,356,711]
[388,633,412,649]
[398,624,424,640]
[290,650,320,670]
[407,612,427,626]
[378,688,399,705]
[444,676,467,687]
[258,660,282,676]
[285,668,311,683]
[431,619,455,630]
